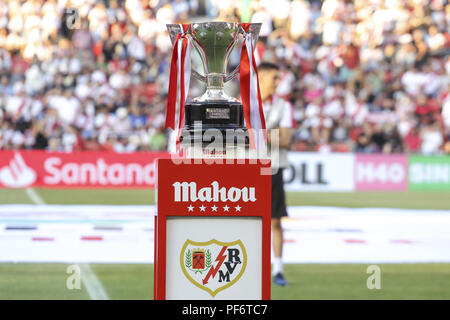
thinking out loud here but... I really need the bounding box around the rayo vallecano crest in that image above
[180,239,247,297]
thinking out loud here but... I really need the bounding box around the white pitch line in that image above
[79,264,110,300]
[24,188,110,300]
[25,188,45,205]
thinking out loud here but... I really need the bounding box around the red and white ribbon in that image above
[239,23,266,151]
[165,24,192,151]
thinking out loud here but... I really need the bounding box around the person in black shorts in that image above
[272,167,288,220]
[258,62,295,286]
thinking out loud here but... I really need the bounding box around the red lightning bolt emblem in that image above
[202,246,227,285]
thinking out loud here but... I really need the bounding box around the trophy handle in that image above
[192,70,206,82]
[224,23,261,83]
[225,67,239,82]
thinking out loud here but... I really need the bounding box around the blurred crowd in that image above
[0,0,449,154]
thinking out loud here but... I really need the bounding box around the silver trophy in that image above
[167,22,261,146]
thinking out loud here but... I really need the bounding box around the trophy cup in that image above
[166,22,262,150]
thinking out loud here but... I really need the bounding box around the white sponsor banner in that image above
[283,152,355,191]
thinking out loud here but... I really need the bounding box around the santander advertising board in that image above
[0,151,168,188]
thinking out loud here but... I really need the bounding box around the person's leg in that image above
[271,217,284,275]
[271,168,288,285]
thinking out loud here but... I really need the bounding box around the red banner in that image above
[0,151,169,188]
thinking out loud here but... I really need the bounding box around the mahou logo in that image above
[0,153,37,188]
[180,239,247,297]
[173,181,256,203]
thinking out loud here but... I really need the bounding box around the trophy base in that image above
[182,101,249,147]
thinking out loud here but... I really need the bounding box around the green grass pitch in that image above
[0,188,449,300]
